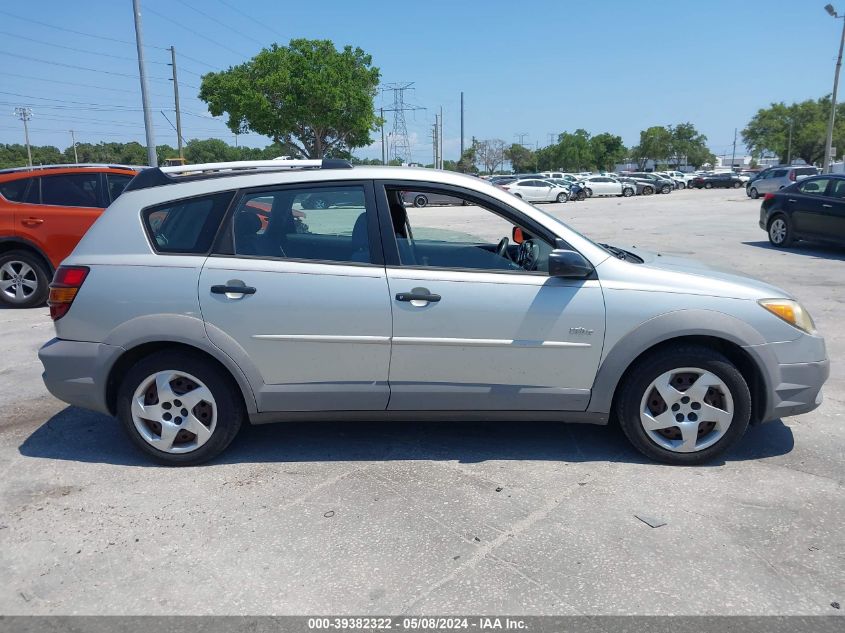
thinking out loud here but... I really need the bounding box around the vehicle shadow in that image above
[18,405,795,467]
[742,240,845,261]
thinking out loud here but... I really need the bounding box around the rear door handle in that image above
[788,199,797,203]
[823,204,833,208]
[211,284,256,295]
[396,291,441,303]
[21,217,43,225]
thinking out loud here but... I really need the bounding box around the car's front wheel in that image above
[733,181,742,188]
[556,192,568,203]
[616,346,751,465]
[0,250,50,308]
[768,214,795,247]
[584,188,593,198]
[642,186,654,195]
[413,195,428,207]
[117,351,245,466]
[576,190,586,201]
[748,187,759,199]
[661,185,672,194]
[704,182,713,189]
[622,187,634,197]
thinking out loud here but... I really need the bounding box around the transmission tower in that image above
[382,82,424,164]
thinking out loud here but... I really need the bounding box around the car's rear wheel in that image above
[576,190,586,201]
[677,182,686,190]
[768,214,795,247]
[413,194,428,207]
[733,181,742,188]
[584,188,593,198]
[556,192,568,203]
[0,250,50,308]
[616,346,751,465]
[748,187,759,199]
[642,186,654,195]
[704,182,713,189]
[117,351,245,466]
[622,187,634,197]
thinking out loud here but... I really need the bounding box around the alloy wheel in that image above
[131,370,217,454]
[639,367,734,453]
[769,218,787,245]
[0,260,38,303]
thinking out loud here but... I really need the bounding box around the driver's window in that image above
[385,186,553,273]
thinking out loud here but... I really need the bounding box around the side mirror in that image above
[548,249,594,279]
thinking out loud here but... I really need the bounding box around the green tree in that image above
[455,138,478,173]
[540,129,594,171]
[588,133,626,171]
[200,38,381,158]
[504,143,535,172]
[666,123,710,169]
[631,126,673,169]
[742,97,840,165]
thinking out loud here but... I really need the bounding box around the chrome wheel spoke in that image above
[0,262,17,277]
[677,422,700,452]
[179,386,213,410]
[17,263,33,278]
[641,409,677,431]
[153,422,179,451]
[652,373,683,406]
[132,397,162,421]
[183,414,212,444]
[0,279,14,291]
[700,403,732,429]
[20,278,37,290]
[155,372,177,403]
[684,371,721,402]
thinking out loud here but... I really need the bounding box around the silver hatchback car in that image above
[746,165,820,199]
[39,160,829,466]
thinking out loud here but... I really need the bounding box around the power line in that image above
[0,50,179,85]
[213,0,287,41]
[175,0,259,46]
[144,5,250,58]
[0,8,167,50]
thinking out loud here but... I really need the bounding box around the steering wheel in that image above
[496,237,511,261]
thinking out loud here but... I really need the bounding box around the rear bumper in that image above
[38,338,122,415]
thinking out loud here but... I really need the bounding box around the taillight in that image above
[788,171,796,181]
[763,193,776,201]
[48,266,89,320]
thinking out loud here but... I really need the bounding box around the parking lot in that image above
[0,188,842,615]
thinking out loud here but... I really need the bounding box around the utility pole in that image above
[439,105,444,169]
[824,5,845,173]
[432,121,437,168]
[434,113,440,169]
[168,46,184,159]
[132,0,157,167]
[14,107,32,167]
[380,107,386,165]
[730,127,737,169]
[69,129,78,163]
[460,92,464,158]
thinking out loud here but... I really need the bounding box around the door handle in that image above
[788,199,797,203]
[396,291,441,303]
[21,217,44,225]
[823,204,833,208]
[211,284,256,295]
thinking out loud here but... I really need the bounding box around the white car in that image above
[580,176,635,198]
[501,178,570,203]
[661,171,695,189]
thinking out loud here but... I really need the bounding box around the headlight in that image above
[758,299,816,334]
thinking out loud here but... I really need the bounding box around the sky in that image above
[0,0,841,163]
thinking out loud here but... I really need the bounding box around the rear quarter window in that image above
[142,192,234,254]
[0,177,31,202]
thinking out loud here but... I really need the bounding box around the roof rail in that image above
[0,163,142,175]
[124,158,353,192]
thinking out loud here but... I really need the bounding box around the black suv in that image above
[693,173,744,189]
[760,174,845,247]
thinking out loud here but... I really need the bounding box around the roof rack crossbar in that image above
[123,158,354,192]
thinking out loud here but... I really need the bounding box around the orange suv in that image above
[0,164,139,308]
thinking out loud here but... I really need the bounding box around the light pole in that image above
[823,4,845,173]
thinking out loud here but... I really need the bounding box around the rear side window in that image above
[143,192,233,254]
[772,169,788,178]
[830,180,845,199]
[0,177,31,202]
[40,173,101,207]
[797,178,831,195]
[107,173,133,203]
[794,167,818,177]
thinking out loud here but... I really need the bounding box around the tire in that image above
[661,185,672,194]
[413,194,428,208]
[748,187,759,199]
[312,197,330,210]
[556,192,568,203]
[678,182,686,190]
[622,187,634,197]
[642,186,654,195]
[117,350,245,466]
[733,181,742,188]
[767,213,795,247]
[704,182,713,189]
[0,249,50,308]
[576,191,586,201]
[584,188,593,198]
[615,345,751,465]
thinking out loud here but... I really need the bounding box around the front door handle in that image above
[788,199,797,203]
[211,284,256,296]
[823,204,833,208]
[396,291,441,303]
[21,217,44,225]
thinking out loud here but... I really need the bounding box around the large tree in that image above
[475,139,506,174]
[667,122,712,169]
[631,126,673,169]
[742,97,842,165]
[504,143,535,172]
[200,39,381,159]
[589,133,626,171]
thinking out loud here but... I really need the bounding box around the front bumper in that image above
[745,334,830,423]
[39,338,123,415]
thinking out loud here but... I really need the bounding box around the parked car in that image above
[39,159,828,466]
[760,174,845,248]
[0,163,139,308]
[617,176,654,195]
[401,190,465,207]
[501,178,570,203]
[626,173,674,194]
[746,166,820,199]
[692,173,744,189]
[665,170,695,188]
[567,182,588,201]
[580,176,635,197]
